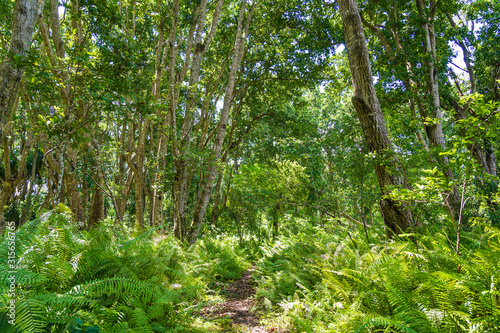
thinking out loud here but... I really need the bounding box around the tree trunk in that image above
[188,0,254,245]
[64,148,86,225]
[0,130,34,233]
[0,0,45,141]
[20,148,39,225]
[88,187,104,229]
[148,4,169,227]
[87,156,105,228]
[0,0,45,235]
[363,1,462,222]
[169,0,225,240]
[337,0,415,235]
[415,0,462,222]
[210,172,225,225]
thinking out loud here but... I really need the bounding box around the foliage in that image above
[1,0,500,332]
[226,160,310,235]
[193,236,251,281]
[253,225,500,333]
[0,210,249,332]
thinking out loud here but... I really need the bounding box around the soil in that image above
[201,267,288,333]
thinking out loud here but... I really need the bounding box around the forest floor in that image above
[199,267,289,333]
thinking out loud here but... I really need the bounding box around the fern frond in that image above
[68,276,157,302]
[15,295,46,333]
[131,307,153,333]
[354,316,420,333]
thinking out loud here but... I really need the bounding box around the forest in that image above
[0,0,499,332]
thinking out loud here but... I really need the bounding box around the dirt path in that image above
[201,267,286,332]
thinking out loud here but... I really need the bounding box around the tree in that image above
[0,0,45,233]
[0,0,45,139]
[355,0,499,224]
[337,0,416,234]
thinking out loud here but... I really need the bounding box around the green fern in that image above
[15,295,46,333]
[251,224,500,332]
[0,210,199,332]
[354,316,420,333]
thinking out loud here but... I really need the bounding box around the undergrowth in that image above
[3,208,500,333]
[254,225,500,333]
[0,208,250,332]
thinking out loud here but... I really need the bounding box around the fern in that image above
[0,211,202,332]
[251,224,500,332]
[15,295,46,333]
[354,316,420,333]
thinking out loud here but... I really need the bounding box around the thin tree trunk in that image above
[171,2,210,234]
[128,119,150,230]
[0,137,13,234]
[64,148,86,225]
[0,0,45,234]
[210,172,225,225]
[415,0,462,221]
[484,139,497,177]
[188,1,254,245]
[20,147,39,226]
[149,11,167,227]
[171,0,225,240]
[38,0,92,225]
[87,156,105,228]
[0,129,34,232]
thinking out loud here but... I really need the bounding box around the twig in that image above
[456,177,469,256]
[449,62,468,72]
[283,201,371,228]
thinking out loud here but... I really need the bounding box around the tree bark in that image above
[188,0,254,245]
[337,0,415,235]
[87,154,105,229]
[126,119,150,230]
[0,0,45,234]
[149,7,167,227]
[170,0,225,240]
[20,148,39,225]
[415,0,462,222]
[0,0,45,141]
[0,129,35,233]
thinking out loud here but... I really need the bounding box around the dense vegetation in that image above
[1,211,500,332]
[1,0,499,332]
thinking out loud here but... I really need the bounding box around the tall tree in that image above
[187,0,254,245]
[357,0,498,222]
[0,0,45,233]
[0,0,45,139]
[337,0,416,234]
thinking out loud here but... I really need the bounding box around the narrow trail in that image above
[201,267,288,333]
